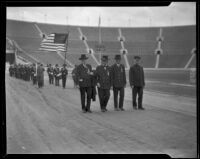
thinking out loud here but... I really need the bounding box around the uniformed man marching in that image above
[37,63,45,88]
[129,56,145,110]
[31,63,37,85]
[9,64,14,77]
[54,64,60,86]
[95,55,112,112]
[47,64,54,85]
[61,63,68,89]
[111,55,126,111]
[72,65,78,88]
[76,54,93,113]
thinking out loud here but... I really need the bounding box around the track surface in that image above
[6,73,196,157]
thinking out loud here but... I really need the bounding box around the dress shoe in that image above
[82,109,86,113]
[114,108,119,111]
[101,109,106,112]
[138,107,145,110]
[133,106,137,110]
[119,108,125,111]
[87,110,92,113]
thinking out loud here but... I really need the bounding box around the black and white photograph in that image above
[5,2,197,157]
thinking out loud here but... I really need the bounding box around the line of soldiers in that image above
[9,63,45,88]
[9,63,32,81]
[76,54,145,113]
[8,54,145,113]
[46,63,68,89]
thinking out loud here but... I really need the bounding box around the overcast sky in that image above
[6,2,196,27]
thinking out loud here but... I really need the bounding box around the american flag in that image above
[39,33,68,52]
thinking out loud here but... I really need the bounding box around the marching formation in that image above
[8,54,145,113]
[75,54,145,113]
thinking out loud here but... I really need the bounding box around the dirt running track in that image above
[5,73,196,157]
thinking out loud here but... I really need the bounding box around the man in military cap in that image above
[49,64,54,84]
[111,55,126,111]
[54,64,60,86]
[129,56,145,110]
[95,55,112,112]
[31,63,37,85]
[61,63,68,89]
[47,64,51,84]
[72,65,78,88]
[76,54,93,113]
[37,63,45,88]
[9,64,14,77]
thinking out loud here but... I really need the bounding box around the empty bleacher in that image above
[37,23,80,40]
[6,19,196,68]
[128,54,156,68]
[81,27,99,41]
[16,51,38,64]
[87,41,121,54]
[6,20,40,38]
[121,27,159,42]
[124,41,157,55]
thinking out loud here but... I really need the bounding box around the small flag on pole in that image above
[39,33,68,52]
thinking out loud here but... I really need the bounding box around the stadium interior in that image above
[6,19,196,69]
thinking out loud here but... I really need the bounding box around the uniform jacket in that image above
[37,66,45,81]
[129,64,145,87]
[95,65,112,89]
[53,67,60,77]
[61,67,68,78]
[111,63,126,88]
[77,63,92,87]
[48,67,54,76]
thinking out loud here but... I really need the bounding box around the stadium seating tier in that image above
[6,19,196,68]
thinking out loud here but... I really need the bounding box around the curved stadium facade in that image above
[6,19,196,69]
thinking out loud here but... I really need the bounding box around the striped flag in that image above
[39,33,68,52]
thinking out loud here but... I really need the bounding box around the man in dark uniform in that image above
[54,64,60,86]
[95,55,112,112]
[31,63,37,85]
[47,64,53,84]
[37,63,45,88]
[129,56,145,110]
[72,65,78,88]
[27,64,31,81]
[77,54,93,113]
[61,63,68,89]
[9,65,14,77]
[111,55,126,111]
[49,64,54,84]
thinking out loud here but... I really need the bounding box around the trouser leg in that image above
[48,75,50,84]
[62,77,66,88]
[103,89,110,109]
[80,87,86,110]
[138,87,143,108]
[86,87,92,111]
[113,87,119,108]
[132,87,137,107]
[98,88,104,109]
[119,87,124,108]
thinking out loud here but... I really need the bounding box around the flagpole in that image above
[98,16,102,65]
[65,16,69,66]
